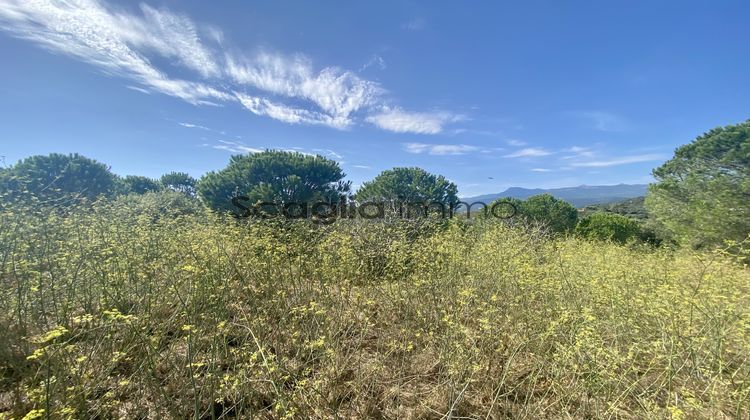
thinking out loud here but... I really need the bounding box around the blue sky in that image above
[0,1,748,197]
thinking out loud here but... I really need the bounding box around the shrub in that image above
[575,212,642,243]
[489,194,578,233]
[1,198,748,418]
[108,190,202,218]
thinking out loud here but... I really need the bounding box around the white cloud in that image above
[126,85,151,94]
[212,140,263,154]
[503,148,553,158]
[0,0,461,133]
[403,143,479,155]
[0,0,230,105]
[360,54,386,71]
[566,146,593,154]
[352,165,371,169]
[227,52,382,128]
[571,154,664,168]
[561,145,595,159]
[506,139,526,146]
[531,168,552,172]
[179,121,227,135]
[118,4,221,78]
[235,92,343,128]
[179,122,210,130]
[367,108,462,134]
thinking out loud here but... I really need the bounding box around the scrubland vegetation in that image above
[1,194,748,419]
[1,120,749,418]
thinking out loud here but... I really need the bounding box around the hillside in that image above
[580,196,648,219]
[461,184,648,208]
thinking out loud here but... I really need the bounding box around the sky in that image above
[0,1,748,197]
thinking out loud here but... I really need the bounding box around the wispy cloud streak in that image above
[368,108,463,134]
[570,154,664,167]
[212,140,263,154]
[503,148,553,158]
[403,143,480,155]
[0,0,229,105]
[227,52,383,129]
[0,0,458,133]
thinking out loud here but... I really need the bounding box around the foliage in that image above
[581,196,648,219]
[0,153,116,205]
[646,120,750,249]
[121,175,163,195]
[197,150,350,212]
[1,199,748,418]
[575,212,642,244]
[109,190,203,218]
[160,171,197,196]
[521,194,578,233]
[491,193,578,233]
[476,196,523,220]
[580,197,676,246]
[355,167,458,206]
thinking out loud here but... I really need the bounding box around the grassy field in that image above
[1,197,748,419]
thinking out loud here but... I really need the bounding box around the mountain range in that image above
[461,184,648,208]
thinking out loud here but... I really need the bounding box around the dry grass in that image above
[0,198,748,418]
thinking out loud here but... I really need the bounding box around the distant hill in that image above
[461,184,648,208]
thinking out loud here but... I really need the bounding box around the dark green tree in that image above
[517,193,578,233]
[197,150,350,212]
[645,120,750,248]
[355,167,458,206]
[122,175,162,195]
[0,153,116,204]
[483,197,524,220]
[575,212,642,244]
[160,172,197,196]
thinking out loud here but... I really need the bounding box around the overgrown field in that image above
[1,199,748,419]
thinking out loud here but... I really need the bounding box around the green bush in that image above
[1,201,747,418]
[489,194,577,233]
[109,190,202,218]
[575,212,642,243]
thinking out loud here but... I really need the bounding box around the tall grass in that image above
[0,196,748,418]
